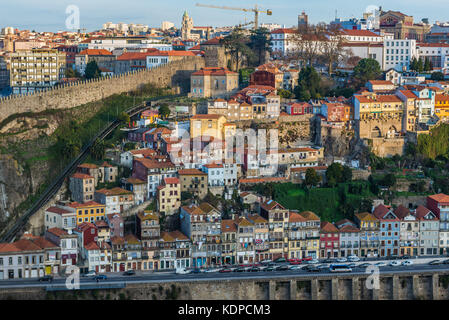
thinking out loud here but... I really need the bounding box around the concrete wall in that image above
[0,56,205,123]
[2,271,449,300]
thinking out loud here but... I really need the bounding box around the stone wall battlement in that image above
[0,56,205,123]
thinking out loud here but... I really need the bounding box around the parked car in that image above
[375,262,387,267]
[401,260,413,266]
[336,257,347,263]
[249,267,260,272]
[307,259,319,264]
[234,267,245,272]
[123,270,136,276]
[190,268,202,274]
[307,266,320,272]
[389,261,401,267]
[82,270,96,277]
[289,260,302,265]
[275,265,289,271]
[219,268,233,273]
[289,265,302,270]
[428,260,441,265]
[260,259,272,264]
[204,268,220,273]
[348,255,360,262]
[399,255,411,260]
[442,259,449,264]
[301,256,313,262]
[93,275,107,282]
[264,266,275,272]
[323,258,335,263]
[317,264,329,271]
[357,263,372,269]
[175,268,189,275]
[274,257,287,263]
[38,275,53,282]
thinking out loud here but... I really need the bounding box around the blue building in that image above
[373,204,400,257]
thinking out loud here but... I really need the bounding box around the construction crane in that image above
[195,3,272,30]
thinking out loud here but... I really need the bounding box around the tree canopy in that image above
[353,58,382,84]
[294,66,322,101]
[84,60,101,80]
[305,168,321,187]
[158,104,171,119]
[325,163,352,187]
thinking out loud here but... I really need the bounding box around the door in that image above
[31,269,38,278]
[120,263,125,272]
[45,266,51,275]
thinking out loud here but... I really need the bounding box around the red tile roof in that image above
[45,206,73,215]
[320,221,339,233]
[71,173,94,180]
[78,49,112,56]
[428,193,449,204]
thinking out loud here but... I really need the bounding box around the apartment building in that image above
[383,39,417,71]
[69,173,95,203]
[178,169,208,199]
[180,203,221,267]
[157,177,181,215]
[355,212,380,258]
[10,48,66,94]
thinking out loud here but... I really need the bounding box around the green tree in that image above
[305,168,321,187]
[123,142,136,151]
[382,173,396,188]
[277,89,294,99]
[84,60,101,79]
[431,72,445,81]
[118,112,130,124]
[417,57,424,72]
[65,68,81,78]
[221,28,253,71]
[53,120,82,161]
[326,163,343,187]
[247,28,272,66]
[424,57,432,72]
[410,57,419,71]
[294,66,322,101]
[91,139,106,160]
[158,104,171,119]
[342,166,353,182]
[353,58,382,84]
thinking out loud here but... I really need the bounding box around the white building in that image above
[383,39,417,71]
[44,206,77,232]
[412,87,435,123]
[270,28,299,56]
[88,37,172,52]
[417,43,449,73]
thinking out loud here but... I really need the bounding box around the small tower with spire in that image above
[181,10,193,40]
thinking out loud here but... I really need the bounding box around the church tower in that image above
[181,10,193,40]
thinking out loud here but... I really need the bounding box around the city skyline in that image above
[1,0,449,32]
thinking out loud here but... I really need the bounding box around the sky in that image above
[1,0,449,32]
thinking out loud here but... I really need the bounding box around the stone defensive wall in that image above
[1,270,449,300]
[0,56,205,123]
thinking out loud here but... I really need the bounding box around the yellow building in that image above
[435,93,449,121]
[354,94,404,139]
[190,114,228,140]
[68,201,106,225]
[297,211,321,259]
[157,177,181,215]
